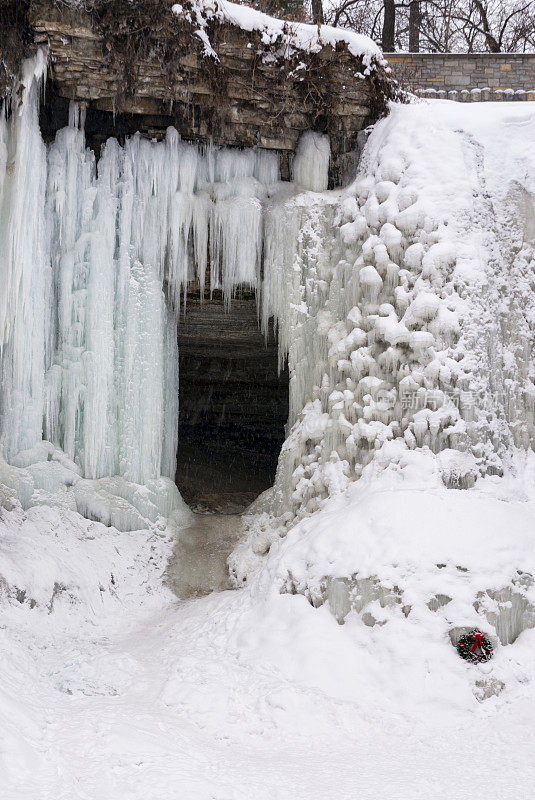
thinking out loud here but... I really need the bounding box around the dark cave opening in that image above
[175,287,289,513]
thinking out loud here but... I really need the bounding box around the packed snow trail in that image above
[166,513,243,598]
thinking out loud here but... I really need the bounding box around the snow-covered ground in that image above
[2,87,535,797]
[1,450,534,799]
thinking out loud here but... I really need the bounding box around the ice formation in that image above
[325,571,535,647]
[0,53,48,463]
[2,56,535,544]
[0,80,283,485]
[1,68,258,477]
[258,102,535,519]
[0,58,339,525]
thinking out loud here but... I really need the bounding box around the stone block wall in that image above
[385,53,535,101]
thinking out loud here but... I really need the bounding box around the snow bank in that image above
[228,445,535,718]
[2,488,533,797]
[0,501,172,614]
[264,446,535,604]
[0,444,190,533]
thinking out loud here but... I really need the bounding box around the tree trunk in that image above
[409,1,421,52]
[311,0,324,25]
[382,0,396,52]
[473,0,501,52]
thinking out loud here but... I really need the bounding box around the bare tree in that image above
[409,1,422,51]
[323,0,535,54]
[452,0,535,52]
[329,0,383,37]
[311,0,324,23]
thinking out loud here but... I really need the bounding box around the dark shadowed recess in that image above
[39,89,174,148]
[176,286,289,514]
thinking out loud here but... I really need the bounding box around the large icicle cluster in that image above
[0,59,331,522]
[41,115,282,483]
[0,54,48,463]
[258,182,471,517]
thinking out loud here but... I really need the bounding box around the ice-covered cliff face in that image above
[263,100,535,519]
[1,60,535,528]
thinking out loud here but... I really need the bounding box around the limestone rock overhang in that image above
[25,0,392,184]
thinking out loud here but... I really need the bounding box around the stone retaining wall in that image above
[385,53,535,101]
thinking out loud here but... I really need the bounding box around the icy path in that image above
[1,498,534,799]
[3,588,532,800]
[166,513,243,598]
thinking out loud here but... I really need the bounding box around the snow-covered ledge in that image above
[29,0,392,183]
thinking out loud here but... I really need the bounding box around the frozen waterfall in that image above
[1,59,535,528]
[0,62,328,495]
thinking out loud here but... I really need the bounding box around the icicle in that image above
[292,131,331,192]
[0,59,49,459]
[119,257,166,484]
